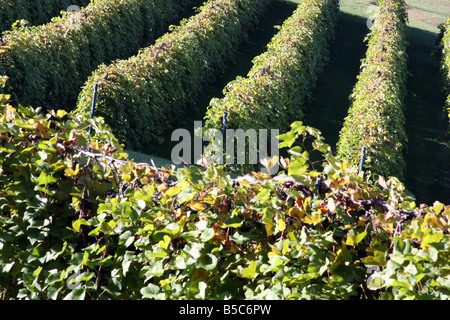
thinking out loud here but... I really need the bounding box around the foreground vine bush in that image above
[336,0,409,180]
[75,0,272,150]
[0,0,198,109]
[0,0,90,34]
[1,89,448,299]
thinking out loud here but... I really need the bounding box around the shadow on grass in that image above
[403,25,449,205]
[303,11,368,151]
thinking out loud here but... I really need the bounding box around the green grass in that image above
[125,150,179,169]
[126,0,449,205]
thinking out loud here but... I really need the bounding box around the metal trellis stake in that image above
[314,175,322,199]
[358,145,367,175]
[222,111,228,136]
[88,82,99,135]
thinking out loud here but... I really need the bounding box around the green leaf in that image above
[345,231,367,246]
[421,232,444,249]
[290,121,306,134]
[200,228,215,242]
[175,256,187,269]
[221,215,242,228]
[64,288,86,300]
[288,158,308,177]
[239,260,257,279]
[180,230,199,241]
[165,186,181,198]
[177,190,196,204]
[251,188,270,202]
[162,222,181,235]
[0,144,17,154]
[119,230,134,248]
[140,283,160,299]
[287,146,304,157]
[72,219,90,233]
[278,131,296,149]
[36,172,58,185]
[229,231,250,245]
[312,140,330,153]
[196,253,218,271]
[363,251,386,266]
[197,281,207,300]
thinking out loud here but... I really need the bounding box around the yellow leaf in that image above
[32,120,49,135]
[121,174,132,182]
[0,94,10,104]
[56,110,68,118]
[277,218,286,232]
[87,141,101,151]
[158,235,171,250]
[265,222,274,236]
[64,165,80,177]
[301,212,322,224]
[287,232,297,242]
[2,105,16,122]
[432,201,444,215]
[239,260,257,279]
[251,171,272,181]
[302,197,311,211]
[282,239,289,254]
[189,201,207,211]
[345,231,367,246]
[202,195,216,205]
[165,186,181,198]
[286,207,306,219]
[342,160,349,171]
[425,214,445,230]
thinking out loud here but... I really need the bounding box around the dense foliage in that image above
[0,85,448,299]
[440,17,450,133]
[74,0,272,150]
[203,0,339,171]
[0,0,198,109]
[0,0,90,34]
[336,0,409,180]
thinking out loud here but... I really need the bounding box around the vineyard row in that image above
[0,0,198,109]
[74,0,273,149]
[336,0,409,179]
